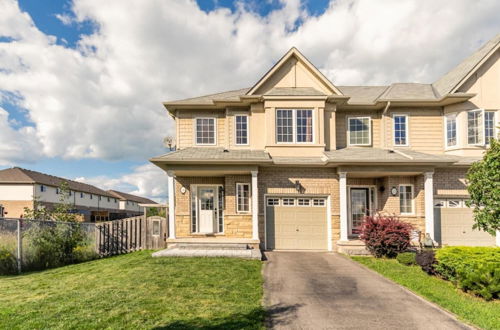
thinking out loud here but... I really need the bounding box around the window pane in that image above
[394,115,407,145]
[296,110,313,142]
[196,118,215,144]
[446,114,457,147]
[276,110,294,142]
[237,184,250,212]
[399,185,413,214]
[235,115,248,145]
[485,111,495,144]
[467,111,483,145]
[349,117,370,145]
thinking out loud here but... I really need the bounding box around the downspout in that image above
[381,101,391,149]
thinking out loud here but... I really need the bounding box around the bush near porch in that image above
[359,216,413,258]
[0,251,264,329]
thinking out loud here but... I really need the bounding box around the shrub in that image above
[396,252,416,266]
[416,250,437,275]
[0,246,17,275]
[359,216,413,258]
[73,245,99,263]
[435,247,500,300]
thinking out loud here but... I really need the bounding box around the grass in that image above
[352,256,500,330]
[0,250,264,329]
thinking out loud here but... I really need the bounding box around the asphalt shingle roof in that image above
[151,148,272,163]
[108,190,157,204]
[324,148,457,163]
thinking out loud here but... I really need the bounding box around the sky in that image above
[0,0,499,202]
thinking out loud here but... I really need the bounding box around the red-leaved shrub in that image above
[359,216,413,258]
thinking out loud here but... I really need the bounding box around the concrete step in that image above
[176,243,249,250]
[152,248,262,260]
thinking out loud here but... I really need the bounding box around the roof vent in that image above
[223,149,229,153]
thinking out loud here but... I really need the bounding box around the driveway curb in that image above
[343,254,476,330]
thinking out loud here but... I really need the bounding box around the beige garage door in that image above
[266,197,327,250]
[435,199,495,246]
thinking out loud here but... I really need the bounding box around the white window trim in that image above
[267,198,280,206]
[392,114,409,147]
[236,182,251,214]
[399,184,415,215]
[275,108,315,144]
[194,117,217,146]
[347,116,372,146]
[297,198,311,206]
[485,110,498,145]
[444,112,459,149]
[467,109,485,146]
[282,198,296,206]
[234,115,249,146]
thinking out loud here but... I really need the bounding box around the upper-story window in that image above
[393,114,408,146]
[276,109,313,143]
[485,111,496,145]
[40,185,46,192]
[445,113,457,148]
[467,110,484,145]
[195,118,216,145]
[235,115,249,145]
[348,116,371,146]
[80,192,84,198]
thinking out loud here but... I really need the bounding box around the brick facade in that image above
[170,166,462,249]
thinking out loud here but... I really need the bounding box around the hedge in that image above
[435,247,500,300]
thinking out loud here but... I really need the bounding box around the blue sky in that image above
[1,0,499,200]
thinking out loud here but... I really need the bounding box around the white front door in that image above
[198,186,216,233]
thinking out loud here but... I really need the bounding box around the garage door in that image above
[434,199,496,246]
[266,197,327,250]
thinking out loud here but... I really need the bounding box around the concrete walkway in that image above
[264,252,470,330]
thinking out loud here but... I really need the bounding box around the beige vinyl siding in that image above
[335,111,381,149]
[384,108,444,154]
[176,110,226,149]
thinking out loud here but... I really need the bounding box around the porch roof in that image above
[150,147,272,164]
[324,148,457,164]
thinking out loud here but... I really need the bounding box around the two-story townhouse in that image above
[108,190,157,217]
[0,167,155,221]
[151,34,500,252]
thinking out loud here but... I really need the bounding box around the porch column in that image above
[167,170,176,239]
[251,170,259,240]
[424,171,434,241]
[339,172,348,241]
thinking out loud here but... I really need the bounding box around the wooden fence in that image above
[95,216,168,256]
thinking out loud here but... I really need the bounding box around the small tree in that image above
[466,138,500,235]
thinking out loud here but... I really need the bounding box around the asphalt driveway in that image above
[263,252,469,330]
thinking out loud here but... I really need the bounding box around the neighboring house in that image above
[107,190,157,218]
[0,167,155,222]
[151,34,500,252]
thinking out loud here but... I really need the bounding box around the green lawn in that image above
[352,256,500,330]
[0,251,264,329]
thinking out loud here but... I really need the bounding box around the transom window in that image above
[235,115,249,145]
[393,114,408,146]
[236,183,250,213]
[445,113,457,148]
[399,185,413,214]
[276,109,313,143]
[195,118,216,145]
[348,117,371,146]
[485,111,496,145]
[467,110,484,145]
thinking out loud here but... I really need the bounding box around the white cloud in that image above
[75,163,166,202]
[0,0,499,193]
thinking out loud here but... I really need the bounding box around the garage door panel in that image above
[266,199,327,250]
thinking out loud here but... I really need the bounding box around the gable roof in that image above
[0,167,115,197]
[107,190,157,204]
[433,33,500,95]
[246,47,343,96]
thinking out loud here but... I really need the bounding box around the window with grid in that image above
[276,110,294,142]
[393,115,408,146]
[467,110,483,145]
[297,198,310,206]
[348,117,371,145]
[485,111,496,144]
[282,198,295,206]
[296,110,313,142]
[267,198,280,206]
[235,115,248,145]
[236,183,250,213]
[312,198,325,206]
[196,118,216,145]
[399,185,413,214]
[445,114,457,147]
